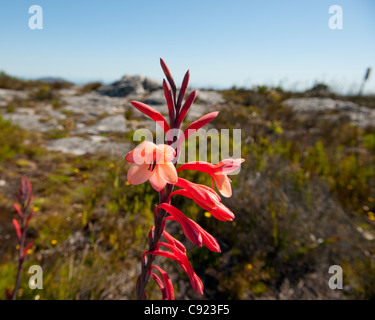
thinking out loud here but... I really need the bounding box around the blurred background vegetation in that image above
[0,73,374,300]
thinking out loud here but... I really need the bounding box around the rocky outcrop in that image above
[283,97,375,128]
[97,75,162,97]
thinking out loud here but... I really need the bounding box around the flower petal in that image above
[157,163,178,184]
[213,174,232,198]
[129,141,157,164]
[127,163,154,185]
[149,165,168,191]
[130,101,170,133]
[214,158,245,174]
[156,144,176,163]
[159,203,202,247]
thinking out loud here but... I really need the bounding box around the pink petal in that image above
[214,158,245,174]
[149,166,168,191]
[129,141,156,165]
[157,163,178,185]
[213,174,232,198]
[127,163,154,185]
[155,144,176,163]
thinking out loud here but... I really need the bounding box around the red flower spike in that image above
[152,265,175,300]
[172,178,235,221]
[12,219,21,240]
[160,58,177,101]
[130,101,170,133]
[177,158,245,198]
[171,189,234,222]
[176,69,190,110]
[163,230,186,253]
[177,89,197,125]
[163,79,175,123]
[151,273,168,300]
[158,203,202,247]
[147,242,204,295]
[160,203,220,252]
[16,177,32,205]
[13,203,22,218]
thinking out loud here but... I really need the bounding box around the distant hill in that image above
[36,77,70,83]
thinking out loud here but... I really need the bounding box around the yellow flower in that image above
[368,212,375,221]
[204,212,211,218]
[247,263,253,270]
[51,239,58,245]
[74,168,80,174]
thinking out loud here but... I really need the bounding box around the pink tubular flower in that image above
[125,141,178,191]
[147,241,204,295]
[172,178,235,221]
[177,158,245,197]
[159,203,221,252]
[151,265,175,300]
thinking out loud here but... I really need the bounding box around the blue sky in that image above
[0,0,374,93]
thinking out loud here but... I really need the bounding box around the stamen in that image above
[148,161,157,172]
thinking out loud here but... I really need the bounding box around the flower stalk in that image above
[126,59,244,299]
[6,177,35,300]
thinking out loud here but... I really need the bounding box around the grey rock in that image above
[196,90,225,105]
[75,115,127,135]
[62,92,126,117]
[141,89,165,105]
[2,113,60,132]
[283,98,375,128]
[97,75,162,98]
[0,88,28,107]
[46,136,129,156]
